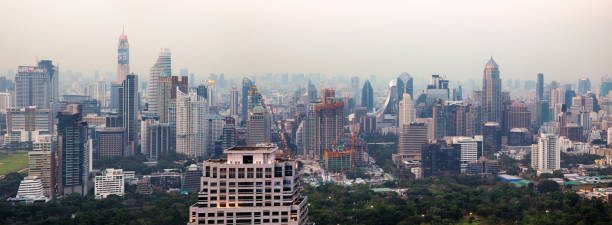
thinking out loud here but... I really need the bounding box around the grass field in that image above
[0,150,28,175]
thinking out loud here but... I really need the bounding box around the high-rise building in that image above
[531,133,560,174]
[398,93,416,127]
[116,31,130,82]
[221,117,237,150]
[504,102,531,133]
[536,73,545,126]
[230,87,239,116]
[314,89,344,159]
[577,78,591,95]
[246,106,271,146]
[15,60,59,109]
[241,78,253,124]
[187,145,308,225]
[458,137,482,174]
[140,114,158,158]
[110,82,122,110]
[94,168,125,199]
[482,122,501,155]
[205,114,225,154]
[176,90,207,158]
[56,106,89,196]
[147,48,172,115]
[196,84,208,99]
[95,127,126,158]
[481,57,502,124]
[397,123,427,162]
[119,74,138,156]
[361,80,374,112]
[28,150,55,197]
[157,77,173,123]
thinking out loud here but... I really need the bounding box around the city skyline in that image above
[1,0,611,82]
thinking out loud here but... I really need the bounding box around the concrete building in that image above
[28,150,55,197]
[116,31,130,82]
[119,73,138,156]
[531,133,561,174]
[176,90,207,158]
[56,106,89,196]
[482,57,502,124]
[14,176,48,203]
[396,123,427,163]
[95,127,126,158]
[147,48,172,115]
[14,60,59,109]
[398,93,415,127]
[6,107,52,142]
[188,145,308,225]
[94,168,125,199]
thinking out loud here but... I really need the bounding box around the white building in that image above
[94,168,125,199]
[0,92,11,113]
[531,133,561,174]
[176,90,207,158]
[457,137,480,174]
[188,145,308,225]
[14,176,48,203]
[398,93,416,127]
[146,48,172,115]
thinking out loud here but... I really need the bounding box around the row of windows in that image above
[198,218,291,224]
[204,166,294,179]
[196,211,290,217]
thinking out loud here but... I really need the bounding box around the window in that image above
[256,168,263,178]
[229,168,236,178]
[238,168,245,178]
[206,166,210,177]
[274,167,283,177]
[212,167,217,178]
[243,155,253,164]
[220,168,227,179]
[265,168,272,178]
[284,165,293,176]
[247,168,254,178]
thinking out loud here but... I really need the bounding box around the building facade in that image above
[188,145,308,225]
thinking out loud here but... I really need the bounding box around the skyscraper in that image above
[147,48,172,115]
[398,93,415,127]
[536,73,545,126]
[230,87,239,116]
[246,106,270,146]
[577,78,591,95]
[314,89,344,160]
[482,57,502,124]
[241,77,253,124]
[15,60,59,109]
[119,74,138,156]
[361,80,374,112]
[116,31,130,82]
[56,106,89,196]
[176,90,207,158]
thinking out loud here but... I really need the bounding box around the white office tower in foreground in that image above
[94,168,125,199]
[14,176,48,203]
[188,145,308,225]
[531,133,561,174]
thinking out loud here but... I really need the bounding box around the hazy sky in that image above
[1,0,611,83]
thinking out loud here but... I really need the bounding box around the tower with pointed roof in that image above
[482,57,502,124]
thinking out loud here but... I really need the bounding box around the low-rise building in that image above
[94,168,125,199]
